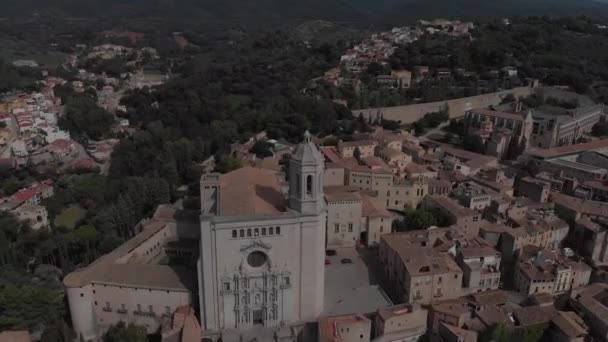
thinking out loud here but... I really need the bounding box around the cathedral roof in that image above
[219,167,286,216]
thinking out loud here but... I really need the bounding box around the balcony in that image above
[117,308,128,314]
[133,310,156,317]
[102,307,113,312]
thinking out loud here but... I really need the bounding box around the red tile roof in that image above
[527,139,608,158]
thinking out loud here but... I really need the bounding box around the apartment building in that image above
[455,238,502,295]
[379,230,463,305]
[516,177,551,203]
[497,207,570,267]
[572,218,608,266]
[325,186,394,248]
[374,304,427,342]
[422,196,482,238]
[513,245,591,296]
[570,283,608,341]
[318,314,371,342]
[337,140,377,159]
[452,181,499,211]
[325,186,363,248]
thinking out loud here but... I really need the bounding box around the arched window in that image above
[306,175,313,196]
[296,174,301,196]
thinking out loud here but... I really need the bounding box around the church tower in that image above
[289,131,325,215]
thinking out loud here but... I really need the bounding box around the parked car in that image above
[325,259,331,265]
[341,258,352,264]
[326,249,337,256]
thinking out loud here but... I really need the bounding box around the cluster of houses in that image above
[315,127,608,341]
[0,180,54,230]
[0,85,78,168]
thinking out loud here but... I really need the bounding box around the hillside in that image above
[0,0,368,24]
[3,0,608,27]
[381,0,608,22]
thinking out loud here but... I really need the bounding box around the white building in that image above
[64,132,329,341]
[198,131,326,340]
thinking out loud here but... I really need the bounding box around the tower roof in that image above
[292,130,324,164]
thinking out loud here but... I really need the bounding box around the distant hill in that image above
[2,0,608,26]
[377,0,608,23]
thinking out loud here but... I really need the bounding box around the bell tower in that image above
[289,131,325,215]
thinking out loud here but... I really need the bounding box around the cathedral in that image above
[198,131,327,339]
[62,132,327,341]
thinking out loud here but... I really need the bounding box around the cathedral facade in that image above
[198,131,327,338]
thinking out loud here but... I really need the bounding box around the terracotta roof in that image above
[431,299,470,317]
[440,322,478,342]
[378,147,404,159]
[0,331,31,342]
[405,162,432,175]
[361,193,391,218]
[466,290,508,307]
[324,186,362,203]
[377,304,420,321]
[218,167,286,216]
[513,305,557,326]
[552,193,608,218]
[71,158,98,170]
[468,107,525,122]
[47,138,73,151]
[63,207,196,291]
[382,231,463,276]
[318,314,370,342]
[527,138,608,158]
[426,195,476,217]
[551,311,588,338]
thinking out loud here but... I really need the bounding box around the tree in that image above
[58,97,114,140]
[214,154,242,174]
[480,323,545,342]
[393,209,445,232]
[353,147,362,161]
[463,134,485,154]
[592,122,608,137]
[500,93,516,104]
[249,141,274,158]
[103,322,147,342]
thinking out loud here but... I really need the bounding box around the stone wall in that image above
[353,85,536,124]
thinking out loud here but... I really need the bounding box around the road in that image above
[0,113,19,158]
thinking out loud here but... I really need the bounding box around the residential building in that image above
[508,207,569,252]
[570,283,608,341]
[571,218,608,266]
[516,177,551,203]
[318,314,371,342]
[361,194,394,246]
[452,181,498,211]
[552,193,608,222]
[13,205,49,230]
[455,238,501,294]
[549,311,589,342]
[422,196,481,238]
[325,186,363,248]
[374,304,427,342]
[377,147,411,174]
[513,245,591,296]
[337,140,377,159]
[379,230,463,305]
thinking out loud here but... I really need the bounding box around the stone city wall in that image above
[353,85,536,123]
